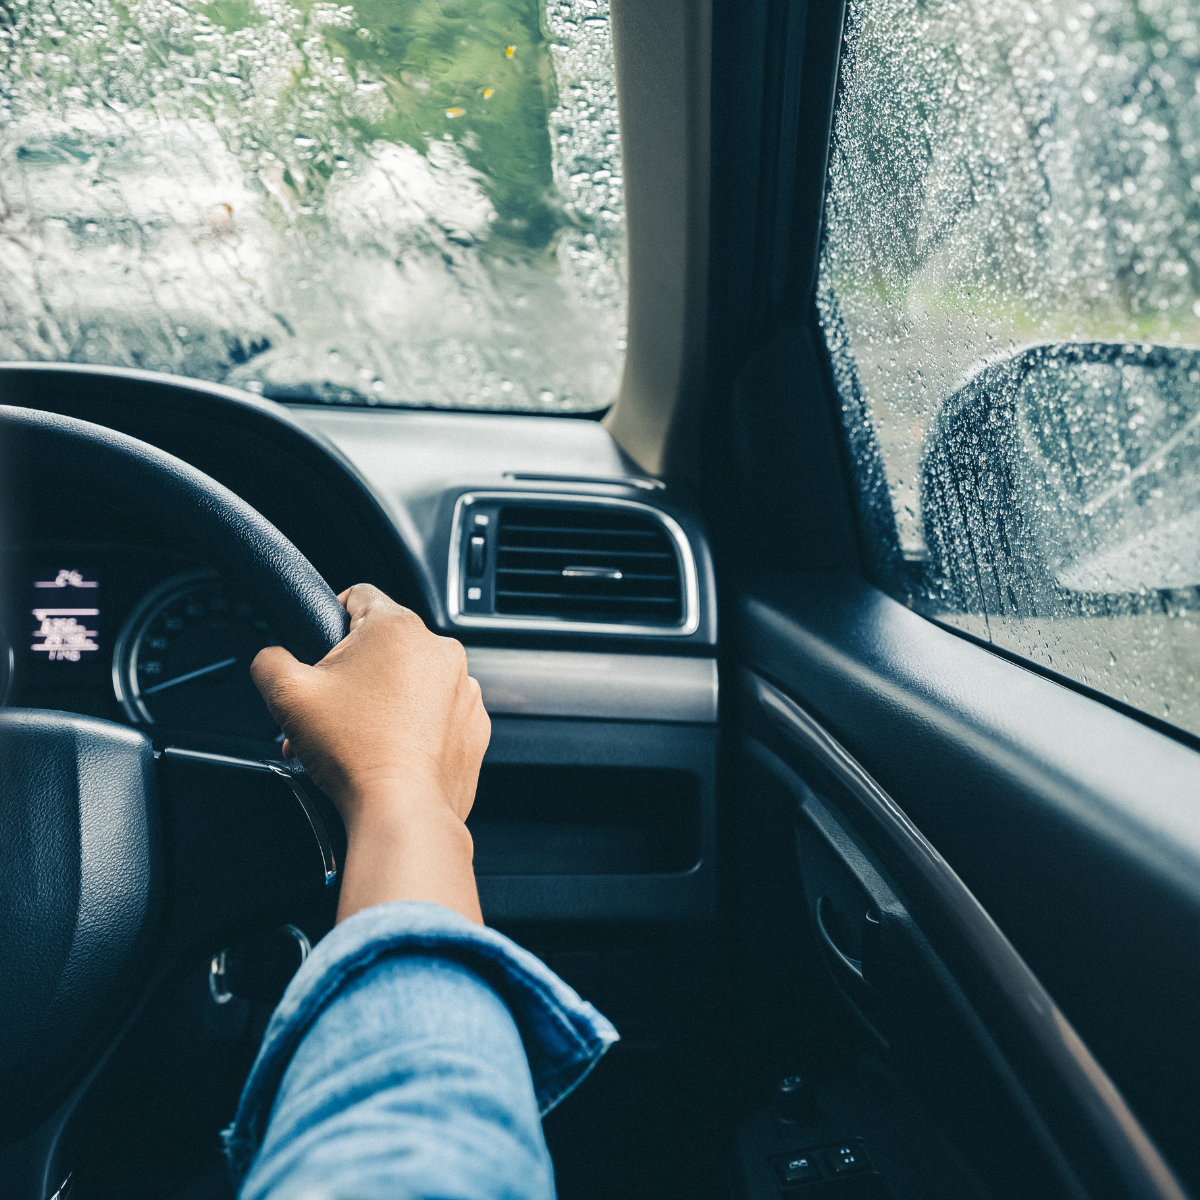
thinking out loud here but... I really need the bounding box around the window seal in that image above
[927,615,1200,758]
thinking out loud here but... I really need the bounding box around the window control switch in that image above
[774,1153,821,1186]
[826,1142,871,1176]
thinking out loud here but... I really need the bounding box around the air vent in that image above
[493,503,684,624]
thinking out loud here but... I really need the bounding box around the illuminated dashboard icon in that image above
[34,569,98,591]
[30,569,100,663]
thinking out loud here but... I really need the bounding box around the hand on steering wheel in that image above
[252,582,490,925]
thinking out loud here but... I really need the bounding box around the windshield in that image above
[0,0,624,411]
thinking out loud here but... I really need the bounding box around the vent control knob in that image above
[468,534,487,578]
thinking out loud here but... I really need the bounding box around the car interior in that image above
[2,0,1200,1198]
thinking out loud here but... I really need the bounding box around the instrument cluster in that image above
[2,542,280,746]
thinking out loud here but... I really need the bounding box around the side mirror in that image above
[921,342,1200,615]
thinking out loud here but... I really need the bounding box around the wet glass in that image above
[819,0,1200,736]
[0,0,624,411]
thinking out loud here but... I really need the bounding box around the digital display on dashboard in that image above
[31,568,100,663]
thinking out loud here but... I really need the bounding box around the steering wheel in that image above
[0,405,350,1200]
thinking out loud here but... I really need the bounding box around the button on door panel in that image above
[776,1153,821,1185]
[828,1143,870,1176]
[770,1140,877,1190]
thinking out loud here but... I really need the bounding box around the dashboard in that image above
[0,362,719,923]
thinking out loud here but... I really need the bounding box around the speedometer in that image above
[113,571,279,740]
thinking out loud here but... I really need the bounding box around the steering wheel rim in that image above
[0,404,349,665]
[0,404,350,1193]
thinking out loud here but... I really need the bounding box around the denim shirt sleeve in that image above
[223,901,619,1198]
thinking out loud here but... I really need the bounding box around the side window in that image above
[0,0,624,412]
[819,0,1200,737]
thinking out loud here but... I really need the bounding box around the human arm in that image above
[227,902,617,1199]
[230,586,617,1198]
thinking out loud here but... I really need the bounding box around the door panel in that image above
[730,570,1200,1194]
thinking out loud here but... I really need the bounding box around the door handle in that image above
[815,894,864,981]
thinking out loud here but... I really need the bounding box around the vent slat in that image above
[496,590,679,605]
[500,523,659,537]
[497,568,677,581]
[492,503,684,625]
[497,546,674,560]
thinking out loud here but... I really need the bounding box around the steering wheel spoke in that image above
[155,749,342,958]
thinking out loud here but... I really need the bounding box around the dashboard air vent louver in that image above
[494,504,683,624]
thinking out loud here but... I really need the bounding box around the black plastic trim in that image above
[740,572,1200,912]
[472,717,717,923]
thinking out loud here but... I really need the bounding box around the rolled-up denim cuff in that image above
[222,900,618,1186]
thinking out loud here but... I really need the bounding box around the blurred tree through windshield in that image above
[0,0,625,409]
